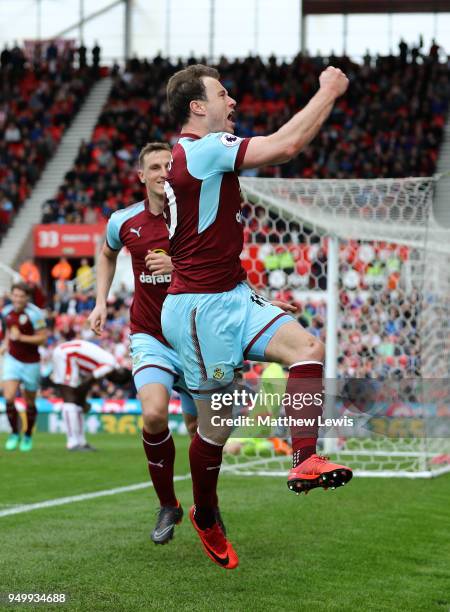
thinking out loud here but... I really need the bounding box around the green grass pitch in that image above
[1,433,449,612]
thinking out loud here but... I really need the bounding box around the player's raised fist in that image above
[319,66,349,98]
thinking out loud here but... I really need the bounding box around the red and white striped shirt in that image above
[51,340,118,387]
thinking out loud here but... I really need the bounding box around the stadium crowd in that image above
[41,42,449,224]
[0,42,99,239]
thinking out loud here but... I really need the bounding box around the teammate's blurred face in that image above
[138,150,172,200]
[11,288,28,311]
[200,77,236,134]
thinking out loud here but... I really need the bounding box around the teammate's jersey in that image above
[52,340,118,387]
[106,199,170,344]
[0,302,46,363]
[165,132,251,294]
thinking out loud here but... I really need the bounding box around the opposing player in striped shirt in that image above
[50,337,130,451]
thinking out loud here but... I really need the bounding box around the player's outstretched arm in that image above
[88,242,118,336]
[241,66,349,169]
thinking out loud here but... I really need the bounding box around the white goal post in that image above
[221,175,450,479]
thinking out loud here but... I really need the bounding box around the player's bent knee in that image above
[2,384,18,403]
[265,321,325,365]
[138,383,170,433]
[143,415,168,434]
[297,338,325,364]
[142,407,168,434]
[198,416,233,446]
[141,394,169,433]
[198,427,231,446]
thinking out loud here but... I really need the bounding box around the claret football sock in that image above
[286,361,323,468]
[142,428,177,507]
[6,401,20,434]
[25,403,38,437]
[189,432,223,529]
[292,438,317,468]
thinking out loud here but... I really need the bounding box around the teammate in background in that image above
[1,282,47,452]
[88,142,212,545]
[47,337,131,451]
[162,64,352,568]
[89,142,292,542]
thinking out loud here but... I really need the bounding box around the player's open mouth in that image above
[227,111,235,124]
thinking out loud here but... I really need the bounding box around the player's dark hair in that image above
[138,142,171,168]
[11,281,31,296]
[166,64,220,126]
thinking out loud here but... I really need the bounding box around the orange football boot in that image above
[189,506,239,570]
[287,454,352,494]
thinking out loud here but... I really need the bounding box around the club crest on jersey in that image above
[220,134,242,147]
[130,226,142,238]
[213,367,225,380]
[19,314,28,325]
[139,271,171,285]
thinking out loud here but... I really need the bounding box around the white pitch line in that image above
[0,474,191,518]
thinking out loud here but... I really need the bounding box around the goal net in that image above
[221,175,450,479]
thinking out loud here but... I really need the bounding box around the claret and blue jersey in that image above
[162,131,292,395]
[1,302,46,364]
[106,199,198,416]
[106,199,171,344]
[1,301,46,391]
[164,131,251,294]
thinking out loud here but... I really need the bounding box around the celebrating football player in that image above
[161,63,352,568]
[88,143,225,544]
[1,282,47,452]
